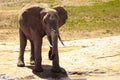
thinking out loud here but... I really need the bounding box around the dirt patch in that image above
[62,36,120,76]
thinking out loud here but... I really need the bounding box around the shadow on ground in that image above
[26,65,71,80]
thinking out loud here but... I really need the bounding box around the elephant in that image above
[17,3,68,73]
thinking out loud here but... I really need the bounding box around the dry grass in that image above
[1,29,120,43]
[0,0,112,8]
[0,0,120,33]
[0,29,19,42]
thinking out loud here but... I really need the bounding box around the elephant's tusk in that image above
[48,42,53,47]
[47,36,53,48]
[58,35,65,46]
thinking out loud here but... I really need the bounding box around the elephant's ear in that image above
[54,6,68,27]
[21,7,43,31]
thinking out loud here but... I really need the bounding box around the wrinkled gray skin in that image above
[17,4,68,73]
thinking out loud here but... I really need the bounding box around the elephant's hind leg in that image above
[17,29,27,67]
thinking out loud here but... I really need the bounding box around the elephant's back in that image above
[18,3,49,19]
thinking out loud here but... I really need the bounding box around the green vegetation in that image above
[0,0,120,32]
[61,0,120,32]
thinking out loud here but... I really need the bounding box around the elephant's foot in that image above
[17,61,25,67]
[30,60,35,65]
[33,66,43,73]
[51,67,61,73]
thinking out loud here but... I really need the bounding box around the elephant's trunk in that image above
[49,30,58,60]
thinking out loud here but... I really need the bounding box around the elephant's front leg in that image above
[51,33,61,73]
[33,37,43,72]
[51,51,61,73]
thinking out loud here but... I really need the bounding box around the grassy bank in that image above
[0,0,120,33]
[61,0,120,32]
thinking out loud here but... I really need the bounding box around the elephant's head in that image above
[40,6,68,59]
[41,8,59,37]
[40,6,67,38]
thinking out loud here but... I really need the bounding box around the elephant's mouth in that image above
[47,29,64,47]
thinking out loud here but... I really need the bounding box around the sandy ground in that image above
[0,35,120,80]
